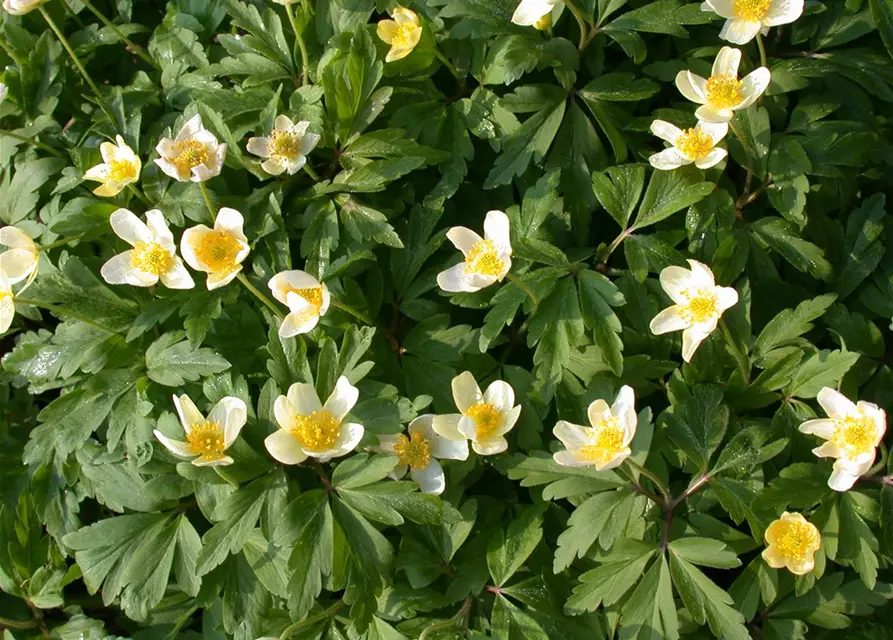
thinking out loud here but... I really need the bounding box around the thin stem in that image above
[564,0,591,53]
[719,318,750,385]
[729,120,755,212]
[0,37,25,67]
[39,6,114,124]
[329,299,376,326]
[0,616,37,630]
[39,234,83,251]
[419,598,473,640]
[79,0,158,68]
[756,33,768,68]
[15,298,122,335]
[312,460,334,493]
[285,2,309,85]
[0,130,62,156]
[626,458,671,501]
[667,474,711,511]
[868,441,888,477]
[280,600,343,639]
[199,182,216,221]
[303,162,320,181]
[236,272,285,319]
[127,182,151,206]
[601,228,630,265]
[505,272,539,308]
[431,47,462,82]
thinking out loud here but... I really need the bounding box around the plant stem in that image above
[15,298,122,334]
[868,441,888,477]
[0,129,62,156]
[329,299,376,326]
[601,227,630,265]
[667,474,711,511]
[564,0,591,53]
[236,272,285,319]
[79,0,158,68]
[39,234,83,251]
[0,37,25,67]
[280,600,343,639]
[39,6,114,124]
[719,318,750,385]
[303,162,320,181]
[505,272,539,308]
[127,183,152,206]
[756,33,768,68]
[431,47,462,82]
[0,616,37,630]
[626,458,672,501]
[285,2,309,85]
[199,181,216,220]
[728,120,755,213]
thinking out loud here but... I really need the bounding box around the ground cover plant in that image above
[2,0,893,638]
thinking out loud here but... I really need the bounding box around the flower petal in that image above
[681,327,710,362]
[279,307,320,337]
[712,46,741,77]
[214,207,244,234]
[173,394,204,434]
[553,420,591,448]
[377,19,399,44]
[649,148,689,170]
[483,380,515,413]
[247,136,271,158]
[659,265,696,304]
[452,371,483,413]
[650,306,690,335]
[153,430,194,459]
[192,455,234,467]
[0,294,13,333]
[437,263,480,293]
[323,376,359,423]
[432,414,464,441]
[699,121,729,144]
[553,450,593,467]
[738,67,771,108]
[411,459,446,494]
[499,405,522,436]
[483,210,511,250]
[764,0,804,26]
[0,248,37,284]
[761,545,787,569]
[511,0,554,26]
[268,270,321,304]
[715,285,739,312]
[446,226,483,256]
[208,396,247,448]
[828,465,860,492]
[472,437,508,456]
[205,266,242,290]
[798,419,835,439]
[100,252,154,287]
[676,71,708,104]
[695,148,727,169]
[650,119,684,143]
[430,434,469,461]
[160,258,195,290]
[816,387,856,419]
[265,430,307,465]
[287,382,323,416]
[703,0,735,18]
[110,208,152,246]
[695,104,733,123]
[719,18,762,44]
[316,422,364,461]
[274,395,297,432]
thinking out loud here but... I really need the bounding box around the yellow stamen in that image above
[390,23,417,48]
[0,290,10,302]
[173,139,210,175]
[193,230,242,272]
[534,14,552,30]
[269,130,302,159]
[832,415,878,457]
[291,409,340,452]
[772,520,820,563]
[733,0,771,21]
[393,431,432,471]
[465,239,505,277]
[705,74,744,110]
[676,128,715,160]
[109,159,139,182]
[683,292,719,324]
[131,241,172,276]
[186,421,226,460]
[465,404,502,440]
[579,418,626,465]
[287,286,323,310]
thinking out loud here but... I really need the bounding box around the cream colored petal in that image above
[83,163,111,182]
[246,136,271,158]
[314,422,364,461]
[373,434,402,455]
[385,45,413,63]
[737,67,771,108]
[430,433,469,461]
[483,210,511,250]
[0,294,15,333]
[761,546,787,569]
[208,396,247,448]
[659,265,696,304]
[275,114,295,131]
[612,385,637,440]
[173,395,204,434]
[764,0,804,26]
[180,226,210,272]
[287,382,323,416]
[695,148,727,170]
[472,438,508,456]
[177,114,204,141]
[0,248,37,284]
[816,387,856,419]
[437,263,479,293]
[205,266,241,290]
[160,258,195,290]
[262,157,288,176]
[553,421,591,448]
[715,286,739,313]
[812,442,841,459]
[452,371,483,413]
[699,121,729,144]
[393,7,419,24]
[154,157,187,182]
[676,71,707,104]
[100,252,157,287]
[299,132,320,156]
[279,307,319,338]
[681,327,710,362]
[446,226,483,256]
[324,376,359,423]
[432,414,464,441]
[483,380,515,413]
[457,415,477,440]
[377,19,399,44]
[695,104,733,124]
[265,430,307,465]
[587,399,612,427]
[786,556,815,576]
[553,450,594,467]
[798,419,835,439]
[284,155,307,175]
[498,405,522,436]
[686,259,717,289]
[319,284,331,316]
[703,0,735,18]
[153,430,194,459]
[650,119,684,144]
[144,210,175,247]
[110,208,152,246]
[411,460,446,495]
[214,207,244,235]
[274,395,297,432]
[268,269,321,304]
[597,449,631,471]
[512,0,554,25]
[712,46,741,77]
[192,455,234,467]
[649,148,690,170]
[719,18,762,44]
[0,226,36,251]
[650,306,690,335]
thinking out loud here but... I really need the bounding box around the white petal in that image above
[411,459,446,494]
[110,209,152,246]
[144,210,175,247]
[483,210,511,251]
[597,449,631,471]
[737,67,771,108]
[437,263,480,293]
[553,450,593,468]
[208,397,247,448]
[154,157,188,182]
[511,0,554,26]
[712,46,741,77]
[279,308,319,337]
[659,265,696,304]
[0,295,13,333]
[262,157,288,176]
[816,388,856,419]
[265,430,308,465]
[432,414,464,441]
[246,137,271,158]
[299,132,320,156]
[180,227,209,271]
[0,248,37,284]
[274,396,298,431]
[0,226,36,251]
[828,466,859,492]
[699,121,729,144]
[374,434,402,454]
[553,421,591,448]
[715,286,738,312]
[703,0,735,18]
[498,405,522,436]
[686,259,717,288]
[452,371,483,413]
[100,252,156,287]
[285,156,307,175]
[650,306,690,335]
[676,71,708,104]
[83,164,111,181]
[719,18,762,44]
[762,545,788,569]
[206,266,241,290]
[483,380,515,413]
[323,376,359,423]
[214,207,244,234]
[159,258,195,290]
[153,430,194,459]
[268,270,321,304]
[681,327,710,362]
[446,226,483,256]
[430,434,469,461]
[457,415,477,440]
[287,382,323,416]
[649,148,690,170]
[764,0,804,26]
[177,115,204,140]
[472,438,508,456]
[650,119,683,144]
[798,419,835,439]
[316,422,364,461]
[812,442,841,459]
[695,147,727,169]
[612,385,637,439]
[319,284,331,316]
[192,455,234,467]
[587,399,612,426]
[173,394,204,434]
[695,104,734,123]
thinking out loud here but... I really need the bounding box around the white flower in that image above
[437,210,512,293]
[511,0,559,27]
[2,0,45,15]
[0,271,14,334]
[265,376,364,464]
[247,116,320,177]
[100,209,194,289]
[268,269,330,338]
[0,83,7,103]
[798,387,887,492]
[154,115,226,183]
[701,0,804,44]
[649,120,728,170]
[0,225,39,289]
[373,415,469,494]
[153,395,247,467]
[649,260,739,362]
[553,385,637,470]
[83,135,142,197]
[433,371,521,456]
[676,47,770,123]
[376,8,423,62]
[180,207,249,290]
[762,511,821,575]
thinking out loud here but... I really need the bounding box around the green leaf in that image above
[870,0,893,60]
[492,594,550,640]
[749,217,833,281]
[566,539,656,614]
[753,294,837,361]
[663,384,728,471]
[785,349,860,398]
[487,506,545,587]
[592,163,646,229]
[145,331,231,386]
[837,493,879,588]
[668,538,741,569]
[527,277,585,400]
[338,481,454,526]
[577,270,626,376]
[633,167,714,230]
[835,194,886,299]
[554,488,638,572]
[336,195,404,247]
[618,553,678,639]
[0,159,64,224]
[668,552,749,640]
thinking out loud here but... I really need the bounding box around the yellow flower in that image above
[676,47,770,123]
[154,115,226,183]
[0,225,39,290]
[247,115,320,176]
[153,395,247,467]
[762,512,821,575]
[799,387,887,492]
[377,8,422,63]
[268,269,330,338]
[649,120,728,170]
[432,371,521,456]
[553,386,637,470]
[649,260,739,362]
[437,210,513,293]
[180,207,250,290]
[83,135,142,197]
[0,271,14,334]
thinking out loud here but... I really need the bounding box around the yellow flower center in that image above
[291,409,340,452]
[286,286,323,310]
[130,241,172,276]
[465,403,502,440]
[464,239,505,277]
[683,291,719,323]
[705,74,744,110]
[833,415,877,457]
[394,431,432,471]
[186,421,226,459]
[579,418,626,465]
[534,14,552,30]
[173,139,210,175]
[773,520,819,563]
[269,130,302,159]
[676,128,715,160]
[390,23,417,48]
[109,159,138,182]
[0,290,10,302]
[193,230,242,272]
[733,0,771,21]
